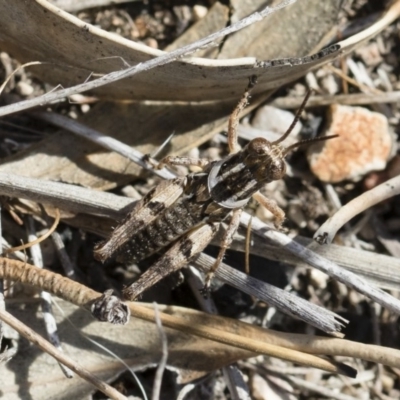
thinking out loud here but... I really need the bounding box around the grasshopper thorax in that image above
[207,137,289,209]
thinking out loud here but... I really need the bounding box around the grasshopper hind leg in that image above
[122,223,218,301]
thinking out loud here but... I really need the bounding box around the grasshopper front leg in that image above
[252,191,285,229]
[123,222,218,301]
[227,75,257,154]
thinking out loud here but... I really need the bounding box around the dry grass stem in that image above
[244,215,400,315]
[50,230,77,280]
[0,257,355,376]
[4,259,400,373]
[0,61,42,96]
[3,209,60,254]
[315,175,400,244]
[194,253,346,336]
[26,216,74,378]
[271,91,400,109]
[222,365,250,400]
[225,232,400,291]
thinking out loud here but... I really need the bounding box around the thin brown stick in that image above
[3,209,60,254]
[327,65,382,94]
[0,257,355,376]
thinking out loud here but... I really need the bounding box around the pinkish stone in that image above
[307,105,393,183]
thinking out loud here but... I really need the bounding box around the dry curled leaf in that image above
[0,0,341,101]
[0,0,344,190]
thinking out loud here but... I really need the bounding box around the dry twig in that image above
[315,175,400,245]
[0,257,356,376]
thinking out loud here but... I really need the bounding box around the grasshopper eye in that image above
[246,137,271,155]
[267,158,286,181]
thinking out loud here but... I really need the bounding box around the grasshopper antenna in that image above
[150,131,175,159]
[283,134,339,156]
[272,89,312,145]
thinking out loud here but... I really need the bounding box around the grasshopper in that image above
[94,77,336,300]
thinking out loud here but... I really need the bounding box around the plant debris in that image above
[0,1,400,399]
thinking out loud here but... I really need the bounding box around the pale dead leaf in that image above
[0,0,342,101]
[0,0,344,188]
[218,0,342,59]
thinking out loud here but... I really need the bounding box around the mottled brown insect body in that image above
[109,172,231,264]
[95,137,287,264]
[94,80,337,300]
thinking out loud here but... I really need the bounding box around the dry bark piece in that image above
[307,105,393,183]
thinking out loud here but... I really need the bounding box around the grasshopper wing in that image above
[94,177,186,262]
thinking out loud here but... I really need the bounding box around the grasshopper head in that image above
[244,137,287,183]
[244,132,338,184]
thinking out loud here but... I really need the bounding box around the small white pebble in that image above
[320,73,339,95]
[16,81,34,96]
[81,104,90,113]
[68,110,78,119]
[252,105,302,138]
[193,5,208,21]
[309,269,328,290]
